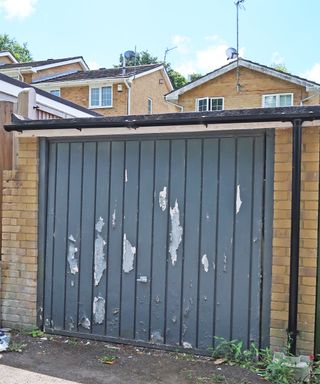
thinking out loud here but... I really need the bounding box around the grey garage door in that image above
[41,130,274,352]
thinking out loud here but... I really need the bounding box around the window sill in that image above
[89,105,113,109]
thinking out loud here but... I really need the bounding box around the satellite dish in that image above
[226,47,238,60]
[124,50,136,60]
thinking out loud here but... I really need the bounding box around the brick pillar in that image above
[1,137,38,329]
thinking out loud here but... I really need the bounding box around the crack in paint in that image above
[169,199,183,266]
[159,186,167,211]
[67,235,78,275]
[94,217,107,286]
[93,296,105,324]
[123,234,136,273]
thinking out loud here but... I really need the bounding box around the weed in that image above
[28,328,44,338]
[67,337,79,346]
[98,354,118,365]
[8,341,27,353]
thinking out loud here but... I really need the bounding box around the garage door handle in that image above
[137,276,148,283]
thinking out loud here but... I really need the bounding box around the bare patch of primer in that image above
[123,234,136,273]
[67,235,78,275]
[159,187,167,211]
[112,209,116,228]
[79,317,91,329]
[169,200,183,266]
[125,169,128,183]
[93,296,105,324]
[223,253,227,272]
[183,341,192,349]
[94,218,107,286]
[201,254,209,272]
[236,184,242,214]
[151,330,163,344]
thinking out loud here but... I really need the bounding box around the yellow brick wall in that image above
[178,67,310,111]
[30,62,84,83]
[1,137,38,328]
[270,126,320,355]
[131,70,178,114]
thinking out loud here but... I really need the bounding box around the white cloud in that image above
[271,51,284,65]
[301,63,320,83]
[0,0,38,19]
[171,35,190,54]
[176,44,245,77]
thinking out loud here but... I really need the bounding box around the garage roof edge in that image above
[5,106,320,132]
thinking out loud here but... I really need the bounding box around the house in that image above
[1,105,320,358]
[0,51,177,115]
[165,58,320,111]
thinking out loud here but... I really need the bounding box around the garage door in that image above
[41,131,274,352]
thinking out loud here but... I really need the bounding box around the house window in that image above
[90,86,112,108]
[262,93,293,108]
[50,89,60,97]
[196,97,224,112]
[147,98,153,114]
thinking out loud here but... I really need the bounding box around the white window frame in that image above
[89,84,113,108]
[196,97,224,112]
[147,97,153,114]
[262,93,293,108]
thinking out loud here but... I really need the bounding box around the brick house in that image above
[0,51,177,115]
[1,105,320,357]
[165,58,320,111]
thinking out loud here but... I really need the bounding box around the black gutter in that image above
[288,119,303,355]
[4,106,320,132]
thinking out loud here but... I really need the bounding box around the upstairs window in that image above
[263,93,293,108]
[90,86,112,108]
[196,97,224,112]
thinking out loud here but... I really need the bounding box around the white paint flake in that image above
[169,199,183,266]
[236,184,242,214]
[125,169,128,183]
[79,317,91,329]
[93,296,105,324]
[112,209,116,228]
[94,218,107,286]
[201,254,209,272]
[223,253,227,272]
[183,341,192,349]
[159,186,167,211]
[95,217,104,233]
[123,234,136,273]
[67,235,78,275]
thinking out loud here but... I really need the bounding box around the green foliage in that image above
[115,49,187,89]
[189,73,203,82]
[98,354,118,365]
[8,341,27,352]
[211,337,319,384]
[271,63,288,73]
[28,328,44,338]
[0,34,32,62]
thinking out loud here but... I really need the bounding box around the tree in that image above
[271,63,288,73]
[0,34,32,62]
[188,73,202,82]
[115,50,187,89]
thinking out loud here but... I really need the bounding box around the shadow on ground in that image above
[1,333,269,384]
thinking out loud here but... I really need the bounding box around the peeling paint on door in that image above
[236,184,242,214]
[123,234,136,273]
[112,209,116,228]
[169,199,183,266]
[159,186,167,211]
[67,235,78,275]
[125,169,128,183]
[94,217,107,286]
[79,316,91,329]
[151,330,163,344]
[201,254,209,272]
[182,341,192,349]
[93,296,105,324]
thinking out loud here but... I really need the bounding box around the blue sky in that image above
[1,0,320,81]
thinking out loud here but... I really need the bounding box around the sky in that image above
[1,0,320,82]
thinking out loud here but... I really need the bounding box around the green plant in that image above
[8,341,27,352]
[28,328,44,338]
[98,354,118,365]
